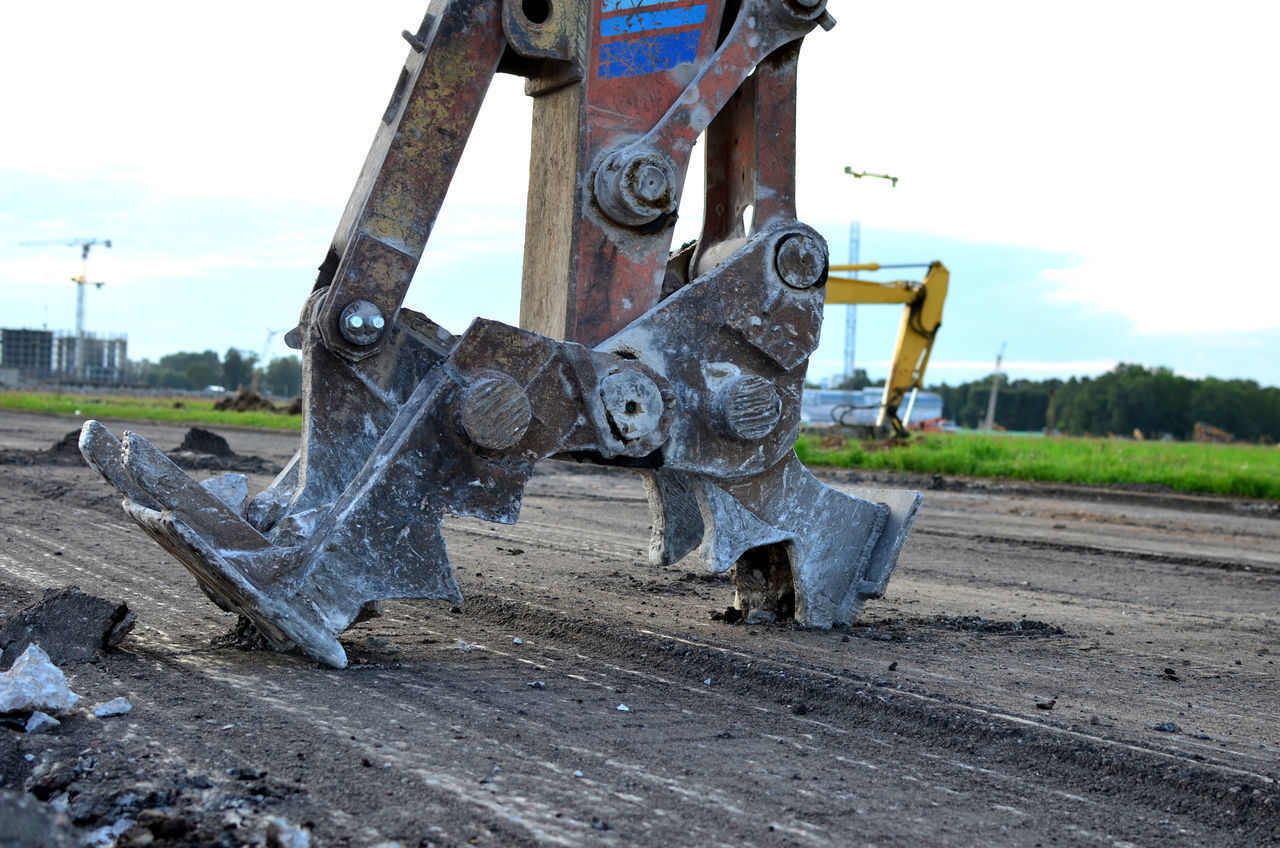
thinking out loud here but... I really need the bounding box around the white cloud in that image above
[0,1,529,209]
[795,2,1280,335]
[3,0,1278,356]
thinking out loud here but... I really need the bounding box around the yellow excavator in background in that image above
[824,261,949,438]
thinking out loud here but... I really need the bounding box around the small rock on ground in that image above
[92,697,133,717]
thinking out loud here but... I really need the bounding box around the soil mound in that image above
[177,427,233,456]
[48,429,84,458]
[168,427,280,474]
[213,389,277,413]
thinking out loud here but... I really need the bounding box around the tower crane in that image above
[839,168,899,387]
[260,327,289,365]
[19,238,112,347]
[18,238,112,379]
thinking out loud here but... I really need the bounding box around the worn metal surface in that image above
[81,0,923,666]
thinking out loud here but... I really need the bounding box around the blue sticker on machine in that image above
[598,1,706,79]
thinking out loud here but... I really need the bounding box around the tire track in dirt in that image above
[5,525,1277,845]
[916,526,1280,575]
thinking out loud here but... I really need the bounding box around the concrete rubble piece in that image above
[77,0,922,668]
[0,644,80,715]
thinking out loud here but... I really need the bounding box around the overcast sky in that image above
[2,1,1277,387]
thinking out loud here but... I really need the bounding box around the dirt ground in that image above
[1,409,1277,847]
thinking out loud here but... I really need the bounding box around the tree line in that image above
[130,348,302,397]
[930,364,1280,442]
[131,354,1277,442]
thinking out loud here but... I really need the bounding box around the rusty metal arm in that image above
[312,0,509,361]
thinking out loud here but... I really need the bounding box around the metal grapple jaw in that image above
[82,307,674,667]
[81,223,919,667]
[80,0,923,667]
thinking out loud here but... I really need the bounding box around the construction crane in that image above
[843,166,899,188]
[251,328,292,391]
[19,238,113,379]
[839,167,899,387]
[260,327,289,365]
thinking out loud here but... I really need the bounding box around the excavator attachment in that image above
[80,0,922,667]
[826,261,950,438]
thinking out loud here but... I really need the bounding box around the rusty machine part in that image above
[80,0,922,667]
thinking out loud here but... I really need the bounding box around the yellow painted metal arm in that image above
[825,275,919,305]
[876,262,948,434]
[830,263,884,272]
[821,261,949,436]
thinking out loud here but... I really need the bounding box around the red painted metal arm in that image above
[312,0,508,361]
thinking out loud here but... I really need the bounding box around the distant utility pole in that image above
[841,167,900,385]
[843,221,860,383]
[983,342,1006,432]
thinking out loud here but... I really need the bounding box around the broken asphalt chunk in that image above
[24,711,60,733]
[0,586,135,668]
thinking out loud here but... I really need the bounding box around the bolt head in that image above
[338,300,387,346]
[716,375,782,440]
[775,233,828,289]
[594,148,678,227]
[459,376,531,451]
[600,370,665,440]
[631,163,671,205]
[782,0,826,19]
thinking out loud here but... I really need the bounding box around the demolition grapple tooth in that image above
[80,367,478,668]
[83,423,350,664]
[80,0,929,665]
[643,456,921,627]
[79,421,159,511]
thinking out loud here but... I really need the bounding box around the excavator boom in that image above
[825,261,949,436]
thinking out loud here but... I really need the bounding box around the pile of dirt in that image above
[0,431,89,467]
[168,427,280,475]
[47,430,83,459]
[175,428,232,457]
[213,390,277,413]
[0,586,134,668]
[931,614,1066,636]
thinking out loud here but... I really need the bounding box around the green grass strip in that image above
[0,391,301,431]
[796,432,1280,500]
[5,392,1276,500]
